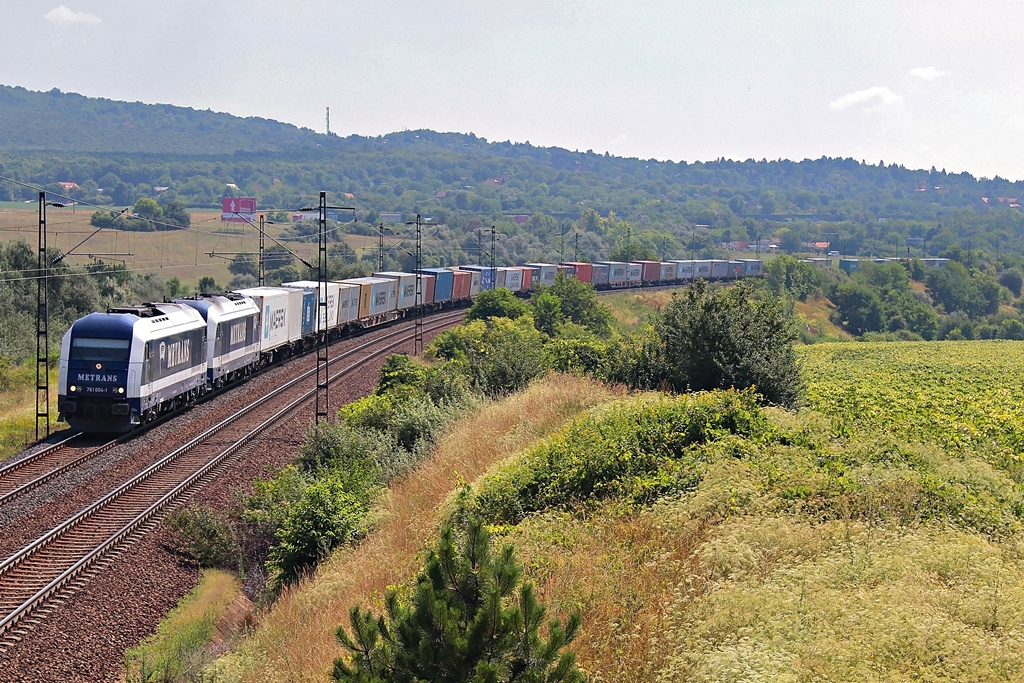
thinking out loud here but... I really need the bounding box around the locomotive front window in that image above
[71,337,130,363]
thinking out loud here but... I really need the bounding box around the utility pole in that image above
[560,221,566,264]
[574,231,579,262]
[490,224,496,291]
[36,192,52,439]
[378,223,385,271]
[258,213,266,286]
[326,107,331,136]
[316,191,329,424]
[626,224,633,290]
[415,216,423,354]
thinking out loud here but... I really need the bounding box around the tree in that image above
[466,288,530,322]
[333,500,583,683]
[229,253,258,278]
[548,273,612,336]
[532,290,564,336]
[999,269,1023,298]
[831,281,884,335]
[133,197,162,221]
[161,199,191,228]
[198,276,218,293]
[608,241,654,262]
[657,280,802,407]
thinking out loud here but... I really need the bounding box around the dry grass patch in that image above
[601,288,684,329]
[211,373,619,682]
[662,518,1024,682]
[125,569,240,682]
[0,365,66,461]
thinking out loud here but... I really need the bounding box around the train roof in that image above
[71,312,138,340]
[173,293,257,320]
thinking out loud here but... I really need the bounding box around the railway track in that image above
[0,311,463,649]
[0,436,118,507]
[0,312,460,512]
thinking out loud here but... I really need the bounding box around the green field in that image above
[801,340,1024,467]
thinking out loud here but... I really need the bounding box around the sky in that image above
[3,1,1024,179]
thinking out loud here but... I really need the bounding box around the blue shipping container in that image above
[415,268,454,302]
[295,289,317,335]
[459,265,495,290]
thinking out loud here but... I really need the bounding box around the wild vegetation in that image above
[193,334,1024,681]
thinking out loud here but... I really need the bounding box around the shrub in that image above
[657,281,802,407]
[603,324,665,390]
[473,390,771,524]
[465,287,530,322]
[549,271,613,336]
[269,475,373,588]
[299,421,393,484]
[429,317,548,397]
[166,506,238,569]
[547,337,608,376]
[375,354,427,396]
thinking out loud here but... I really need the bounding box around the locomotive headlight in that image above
[117,387,125,394]
[69,385,77,393]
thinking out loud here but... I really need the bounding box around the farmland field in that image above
[800,340,1024,470]
[0,206,352,290]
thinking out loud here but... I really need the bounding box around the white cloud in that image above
[909,66,951,81]
[44,6,100,25]
[828,86,903,112]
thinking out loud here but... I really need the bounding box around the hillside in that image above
[0,85,323,154]
[203,341,1024,681]
[4,86,1024,267]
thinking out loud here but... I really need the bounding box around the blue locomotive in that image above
[58,303,208,432]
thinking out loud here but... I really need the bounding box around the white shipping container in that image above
[282,280,341,330]
[336,283,359,323]
[709,260,730,279]
[503,267,524,292]
[693,260,713,279]
[626,263,643,283]
[374,272,416,310]
[660,262,677,281]
[343,277,395,317]
[525,263,557,287]
[467,270,481,297]
[234,286,301,351]
[670,260,694,280]
[597,261,628,285]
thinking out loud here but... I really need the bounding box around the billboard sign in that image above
[222,197,257,223]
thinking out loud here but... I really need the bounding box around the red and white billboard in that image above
[221,197,257,223]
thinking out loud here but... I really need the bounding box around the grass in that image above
[600,287,686,330]
[199,340,1024,681]
[0,363,66,461]
[124,569,241,683]
[792,296,851,341]
[209,373,619,681]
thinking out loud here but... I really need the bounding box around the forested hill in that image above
[5,85,1024,262]
[0,85,323,154]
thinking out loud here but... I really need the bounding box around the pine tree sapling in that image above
[333,503,583,683]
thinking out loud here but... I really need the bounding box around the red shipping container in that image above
[451,270,471,300]
[515,266,533,290]
[420,274,436,305]
[562,262,593,284]
[636,260,662,282]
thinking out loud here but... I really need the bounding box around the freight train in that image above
[57,257,762,433]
